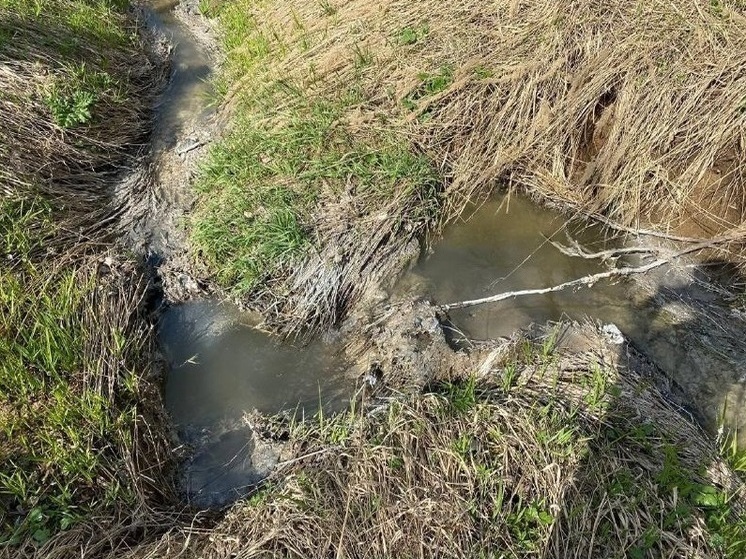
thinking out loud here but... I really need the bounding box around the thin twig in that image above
[545,234,659,261]
[439,240,718,311]
[176,141,206,156]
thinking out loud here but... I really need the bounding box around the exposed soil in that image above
[127,0,224,301]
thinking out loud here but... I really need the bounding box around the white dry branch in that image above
[545,233,660,261]
[439,237,730,312]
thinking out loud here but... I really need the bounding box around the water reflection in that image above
[161,301,351,430]
[403,195,631,340]
[402,194,746,443]
[146,0,214,152]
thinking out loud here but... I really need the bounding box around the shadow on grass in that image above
[545,318,745,559]
[617,260,746,445]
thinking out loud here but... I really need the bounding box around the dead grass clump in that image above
[110,323,746,558]
[0,3,162,231]
[241,0,746,235]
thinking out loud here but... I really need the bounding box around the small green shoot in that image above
[319,0,336,16]
[352,43,373,69]
[397,24,429,46]
[473,66,493,79]
[45,87,95,128]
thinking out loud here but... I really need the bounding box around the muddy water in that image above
[148,0,746,508]
[148,1,355,506]
[161,302,351,428]
[402,194,746,442]
[146,0,214,153]
[160,301,351,506]
[400,195,632,341]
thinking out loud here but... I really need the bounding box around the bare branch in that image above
[439,240,718,311]
[545,233,659,261]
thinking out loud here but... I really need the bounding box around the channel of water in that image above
[150,1,745,508]
[146,0,214,154]
[399,195,632,342]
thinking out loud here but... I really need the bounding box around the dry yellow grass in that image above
[71,322,746,559]
[205,0,746,334]
[225,0,746,236]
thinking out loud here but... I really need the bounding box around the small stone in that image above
[420,316,440,333]
[601,323,625,345]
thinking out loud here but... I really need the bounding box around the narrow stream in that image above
[147,0,353,507]
[146,0,214,153]
[149,1,745,510]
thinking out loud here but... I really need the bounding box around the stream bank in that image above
[3,0,742,554]
[0,0,177,548]
[136,0,746,511]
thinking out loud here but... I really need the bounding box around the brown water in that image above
[161,302,351,428]
[401,194,746,442]
[400,195,633,342]
[147,0,214,153]
[160,301,352,506]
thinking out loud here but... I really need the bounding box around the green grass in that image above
[318,0,336,16]
[0,0,133,133]
[397,23,429,46]
[0,0,130,45]
[0,199,142,545]
[571,406,746,558]
[189,0,441,296]
[192,95,438,295]
[403,65,454,111]
[0,0,155,545]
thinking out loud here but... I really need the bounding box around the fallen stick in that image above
[578,210,746,246]
[176,140,206,156]
[439,239,720,311]
[546,235,659,261]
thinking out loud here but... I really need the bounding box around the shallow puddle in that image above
[160,301,352,506]
[401,194,746,441]
[401,195,633,341]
